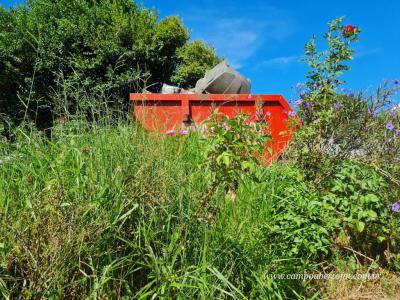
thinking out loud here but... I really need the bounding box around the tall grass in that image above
[0,77,399,299]
[0,114,326,299]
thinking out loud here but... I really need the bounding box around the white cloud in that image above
[183,5,296,69]
[355,48,380,58]
[261,55,300,67]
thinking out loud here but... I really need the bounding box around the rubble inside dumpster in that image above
[161,60,251,94]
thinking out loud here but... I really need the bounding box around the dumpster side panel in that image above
[131,94,187,131]
[130,93,296,160]
[257,99,292,158]
[134,101,182,131]
[190,100,256,124]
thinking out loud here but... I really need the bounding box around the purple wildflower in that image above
[300,90,307,98]
[180,129,189,135]
[296,82,304,89]
[389,110,397,118]
[341,88,347,94]
[347,93,355,98]
[391,202,400,212]
[394,79,399,85]
[288,111,296,117]
[166,129,176,136]
[386,123,395,131]
[295,99,303,106]
[303,102,312,108]
[334,103,344,110]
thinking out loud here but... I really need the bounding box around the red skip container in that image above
[130,93,296,160]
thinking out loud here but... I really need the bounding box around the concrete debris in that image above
[161,60,251,94]
[194,60,251,94]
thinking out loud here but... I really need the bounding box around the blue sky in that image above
[2,0,400,100]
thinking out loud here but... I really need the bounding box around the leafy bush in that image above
[201,112,271,191]
[287,17,400,186]
[261,167,333,258]
[206,165,336,298]
[0,0,219,130]
[171,40,221,88]
[284,16,400,272]
[323,162,400,267]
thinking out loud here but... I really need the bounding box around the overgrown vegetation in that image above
[0,8,399,300]
[0,0,219,131]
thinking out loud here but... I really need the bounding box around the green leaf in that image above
[364,210,378,219]
[377,236,386,243]
[356,221,365,232]
[241,161,255,171]
[364,194,379,203]
[216,152,230,167]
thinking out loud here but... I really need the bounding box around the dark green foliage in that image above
[0,6,28,129]
[0,0,218,130]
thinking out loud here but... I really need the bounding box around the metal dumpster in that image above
[130,93,296,160]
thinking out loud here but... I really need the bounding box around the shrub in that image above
[201,112,272,192]
[287,17,400,187]
[209,165,335,298]
[171,40,220,88]
[283,17,400,274]
[0,0,219,130]
[253,166,334,259]
[323,161,400,267]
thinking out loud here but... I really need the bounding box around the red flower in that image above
[342,24,357,38]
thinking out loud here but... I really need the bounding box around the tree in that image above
[0,0,219,130]
[172,40,220,89]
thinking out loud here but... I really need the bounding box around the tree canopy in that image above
[0,0,219,130]
[172,40,221,89]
